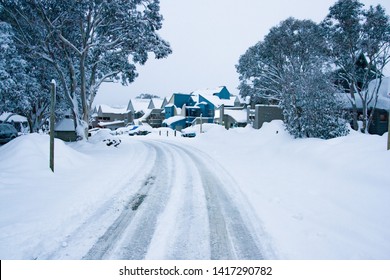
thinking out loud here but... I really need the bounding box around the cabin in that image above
[340,77,390,135]
[135,97,167,127]
[54,115,78,142]
[93,104,132,129]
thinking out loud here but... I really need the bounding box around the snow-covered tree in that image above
[0,21,63,132]
[322,0,390,133]
[0,21,29,114]
[0,0,172,139]
[236,18,349,139]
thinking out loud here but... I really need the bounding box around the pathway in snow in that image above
[48,140,265,259]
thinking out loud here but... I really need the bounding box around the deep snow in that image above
[0,121,389,259]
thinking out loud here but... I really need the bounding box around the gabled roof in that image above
[191,86,226,97]
[198,94,238,107]
[128,99,153,113]
[151,97,167,109]
[191,86,239,107]
[97,104,128,115]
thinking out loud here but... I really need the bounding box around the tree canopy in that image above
[236,18,348,139]
[0,0,172,137]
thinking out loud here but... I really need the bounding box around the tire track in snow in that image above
[45,141,157,259]
[144,141,210,259]
[85,143,175,259]
[166,142,264,259]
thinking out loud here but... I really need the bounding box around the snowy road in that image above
[48,140,265,260]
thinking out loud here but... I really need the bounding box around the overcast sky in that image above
[94,0,390,107]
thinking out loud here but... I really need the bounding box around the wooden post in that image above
[387,110,390,150]
[50,80,56,172]
[200,113,203,134]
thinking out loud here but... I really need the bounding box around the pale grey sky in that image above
[94,0,390,107]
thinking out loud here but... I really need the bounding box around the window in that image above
[379,113,387,122]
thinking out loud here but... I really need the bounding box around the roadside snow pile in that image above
[88,129,121,147]
[0,133,149,259]
[190,120,390,259]
[0,133,89,173]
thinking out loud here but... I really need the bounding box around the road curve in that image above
[46,139,266,259]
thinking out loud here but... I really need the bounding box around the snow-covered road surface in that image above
[47,140,265,260]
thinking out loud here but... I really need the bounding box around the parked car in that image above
[181,131,196,138]
[0,123,18,144]
[128,125,152,136]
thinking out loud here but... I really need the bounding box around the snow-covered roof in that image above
[338,77,390,110]
[190,86,238,108]
[199,94,237,107]
[191,86,225,96]
[151,98,166,109]
[98,104,128,114]
[129,99,152,113]
[98,120,124,127]
[224,109,248,123]
[0,112,28,123]
[163,116,185,126]
[137,109,153,121]
[370,77,390,110]
[55,118,75,132]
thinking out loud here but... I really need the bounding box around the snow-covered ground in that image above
[0,121,389,259]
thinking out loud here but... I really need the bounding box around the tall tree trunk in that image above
[79,53,89,139]
[349,85,359,131]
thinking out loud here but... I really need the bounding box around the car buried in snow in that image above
[0,123,18,144]
[128,125,152,136]
[181,131,196,138]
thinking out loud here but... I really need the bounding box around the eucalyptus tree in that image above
[236,18,348,139]
[0,0,172,138]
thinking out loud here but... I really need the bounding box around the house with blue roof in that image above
[163,86,242,130]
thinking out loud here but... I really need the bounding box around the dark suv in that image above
[0,123,18,144]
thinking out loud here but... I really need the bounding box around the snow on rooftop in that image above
[191,86,225,96]
[0,112,28,123]
[55,118,75,131]
[131,99,152,113]
[371,77,390,110]
[163,116,185,126]
[98,104,128,114]
[198,94,236,107]
[98,120,124,127]
[338,77,390,110]
[224,109,248,123]
[151,98,165,109]
[190,86,238,108]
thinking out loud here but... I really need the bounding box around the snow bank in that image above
[189,121,390,259]
[0,133,89,173]
[0,133,151,259]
